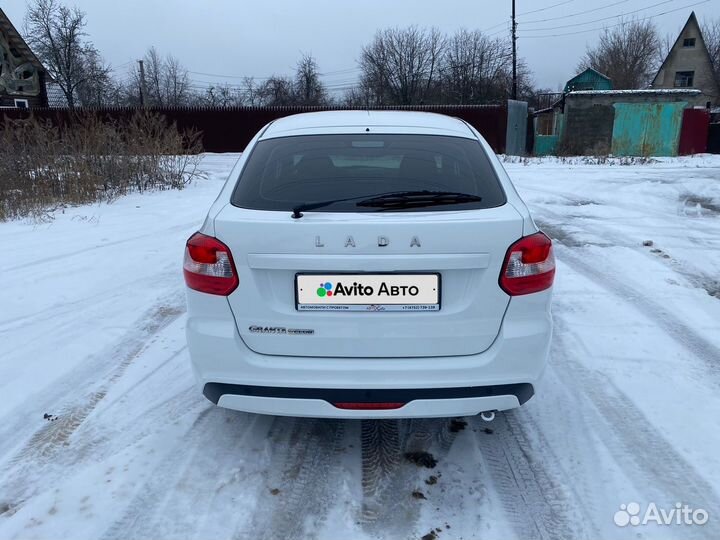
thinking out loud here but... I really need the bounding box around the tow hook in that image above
[480,410,496,422]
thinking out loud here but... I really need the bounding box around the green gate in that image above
[611,102,687,157]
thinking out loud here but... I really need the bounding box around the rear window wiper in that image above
[356,190,483,209]
[291,190,420,218]
[291,190,483,218]
[291,194,382,219]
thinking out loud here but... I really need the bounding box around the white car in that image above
[184,111,554,419]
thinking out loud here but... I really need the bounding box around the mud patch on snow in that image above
[411,489,427,500]
[404,451,438,468]
[0,501,14,516]
[690,275,720,299]
[679,194,720,216]
[448,419,467,433]
[644,243,720,299]
[562,199,600,207]
[535,221,586,248]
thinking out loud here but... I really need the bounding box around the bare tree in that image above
[502,58,535,102]
[75,49,118,106]
[200,83,242,107]
[294,53,328,105]
[163,54,191,106]
[240,77,261,106]
[130,47,192,107]
[360,26,446,105]
[24,0,110,107]
[257,75,295,106]
[142,47,165,106]
[342,82,374,106]
[702,17,720,81]
[442,29,513,104]
[578,18,661,89]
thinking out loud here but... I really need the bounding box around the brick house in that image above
[0,8,49,108]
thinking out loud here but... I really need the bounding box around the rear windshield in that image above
[231,134,506,212]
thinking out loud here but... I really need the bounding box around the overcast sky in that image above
[2,0,718,94]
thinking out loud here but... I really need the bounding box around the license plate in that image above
[296,274,440,312]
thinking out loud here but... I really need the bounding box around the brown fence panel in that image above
[0,104,508,154]
[679,108,710,155]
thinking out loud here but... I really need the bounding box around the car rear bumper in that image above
[204,383,533,419]
[186,288,552,419]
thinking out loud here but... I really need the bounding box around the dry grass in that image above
[0,111,203,221]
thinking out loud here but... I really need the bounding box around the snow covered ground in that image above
[1,153,719,540]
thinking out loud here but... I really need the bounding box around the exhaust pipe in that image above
[480,410,496,422]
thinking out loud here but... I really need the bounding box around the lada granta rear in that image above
[183,111,554,419]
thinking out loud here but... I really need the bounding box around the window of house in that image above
[13,99,29,109]
[674,71,695,87]
[683,38,696,47]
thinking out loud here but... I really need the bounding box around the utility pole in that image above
[511,0,518,100]
[138,59,147,107]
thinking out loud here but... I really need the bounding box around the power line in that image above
[521,0,675,32]
[522,0,709,38]
[320,67,362,76]
[486,24,511,38]
[518,0,575,16]
[109,60,134,72]
[186,67,362,83]
[520,0,631,25]
[481,0,576,34]
[188,70,274,80]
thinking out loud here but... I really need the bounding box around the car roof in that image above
[259,110,477,140]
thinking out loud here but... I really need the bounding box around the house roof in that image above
[651,11,719,89]
[570,67,612,82]
[0,8,46,73]
[564,67,613,94]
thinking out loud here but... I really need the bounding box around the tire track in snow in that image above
[0,293,187,508]
[474,411,591,540]
[360,419,462,539]
[100,407,266,540]
[0,355,198,520]
[0,221,198,274]
[534,209,720,376]
[0,269,180,334]
[533,205,720,303]
[236,417,346,540]
[360,420,403,523]
[550,312,720,537]
[554,244,720,378]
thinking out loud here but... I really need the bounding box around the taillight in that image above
[183,232,239,296]
[499,232,555,296]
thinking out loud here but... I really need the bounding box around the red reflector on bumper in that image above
[333,402,405,410]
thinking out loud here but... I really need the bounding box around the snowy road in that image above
[1,154,719,540]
